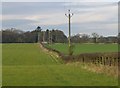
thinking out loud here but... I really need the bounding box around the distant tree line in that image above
[71,33,118,43]
[1,27,119,43]
[1,27,68,43]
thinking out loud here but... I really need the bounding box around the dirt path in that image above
[39,43,62,64]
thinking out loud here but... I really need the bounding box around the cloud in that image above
[2,19,37,28]
[71,2,118,25]
[2,2,118,36]
[0,16,1,21]
[1,0,119,2]
[2,2,65,15]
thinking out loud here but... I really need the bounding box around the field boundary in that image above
[63,52,120,66]
[41,43,120,67]
[39,43,63,64]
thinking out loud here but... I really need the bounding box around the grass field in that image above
[46,43,118,55]
[2,43,118,86]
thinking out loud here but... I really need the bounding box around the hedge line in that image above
[62,52,119,66]
[41,43,119,66]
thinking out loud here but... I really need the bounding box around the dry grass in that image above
[66,62,118,78]
[81,63,118,78]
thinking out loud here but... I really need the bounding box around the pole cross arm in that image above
[65,10,74,18]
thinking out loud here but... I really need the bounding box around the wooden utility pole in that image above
[43,31,45,42]
[51,32,52,44]
[48,31,53,44]
[38,32,40,43]
[65,9,73,47]
[49,31,51,44]
[36,26,42,43]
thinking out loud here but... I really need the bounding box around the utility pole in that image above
[48,31,52,45]
[65,9,73,47]
[36,26,42,43]
[51,32,52,44]
[43,31,45,42]
[38,32,40,43]
[49,31,51,44]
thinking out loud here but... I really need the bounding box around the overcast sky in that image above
[1,1,118,36]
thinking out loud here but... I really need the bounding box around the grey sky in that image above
[2,1,118,36]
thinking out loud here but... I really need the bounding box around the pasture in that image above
[2,43,118,86]
[45,43,118,55]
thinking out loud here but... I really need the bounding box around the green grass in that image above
[46,43,118,55]
[3,43,61,65]
[2,43,118,86]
